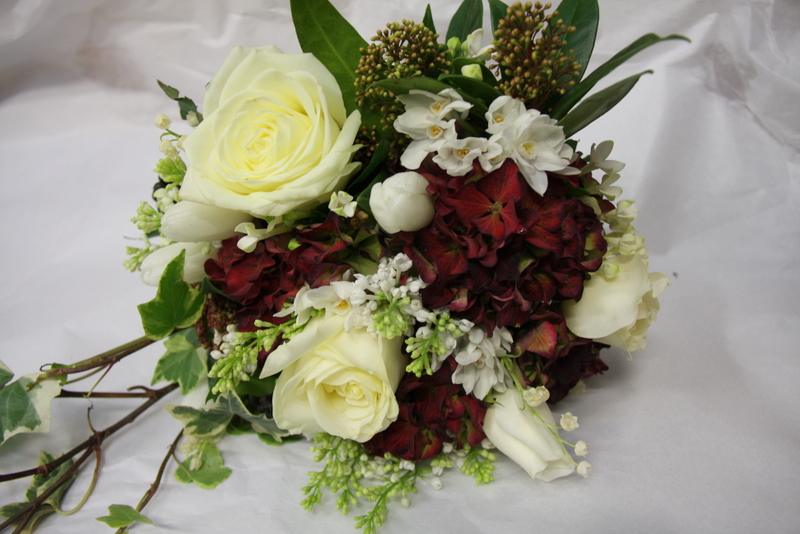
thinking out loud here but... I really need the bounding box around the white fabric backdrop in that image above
[1,0,798,532]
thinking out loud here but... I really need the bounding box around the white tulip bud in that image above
[369,172,435,234]
[161,201,251,242]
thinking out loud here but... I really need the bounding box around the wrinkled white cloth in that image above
[0,1,798,532]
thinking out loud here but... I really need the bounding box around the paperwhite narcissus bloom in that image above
[487,97,576,195]
[562,251,669,351]
[394,88,472,170]
[433,136,503,176]
[179,45,361,218]
[369,171,435,234]
[139,242,217,286]
[161,200,251,242]
[483,389,576,481]
[260,315,406,442]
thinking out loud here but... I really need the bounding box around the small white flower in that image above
[428,476,443,490]
[158,138,178,158]
[523,386,550,407]
[451,326,512,399]
[560,412,579,431]
[154,114,171,129]
[577,460,592,478]
[433,136,503,176]
[186,110,201,127]
[328,191,357,218]
[574,440,589,457]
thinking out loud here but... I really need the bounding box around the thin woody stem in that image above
[0,383,178,484]
[39,336,156,379]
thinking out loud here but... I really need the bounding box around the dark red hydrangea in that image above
[205,213,364,330]
[513,308,608,403]
[365,359,487,461]
[398,158,607,335]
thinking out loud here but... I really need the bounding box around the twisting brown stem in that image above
[39,336,155,379]
[0,383,178,483]
[116,429,184,534]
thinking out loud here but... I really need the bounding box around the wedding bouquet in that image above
[0,0,683,531]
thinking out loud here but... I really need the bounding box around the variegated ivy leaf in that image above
[0,360,13,387]
[166,390,290,443]
[0,374,61,445]
[151,329,207,395]
[174,440,232,490]
[0,451,76,532]
[96,505,155,529]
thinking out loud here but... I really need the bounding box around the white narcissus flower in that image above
[369,171,435,234]
[562,251,669,351]
[259,315,406,443]
[179,45,361,218]
[394,88,471,170]
[486,95,575,195]
[139,242,217,286]
[483,389,576,481]
[433,136,503,176]
[161,200,251,242]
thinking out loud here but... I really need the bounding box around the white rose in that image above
[180,45,362,218]
[562,252,669,351]
[161,201,252,242]
[259,315,406,442]
[483,389,576,481]
[139,242,216,286]
[369,171,435,234]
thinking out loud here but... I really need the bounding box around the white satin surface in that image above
[0,1,798,532]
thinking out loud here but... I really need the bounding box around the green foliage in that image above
[559,70,653,137]
[167,390,289,442]
[550,32,689,119]
[1,451,76,532]
[487,0,508,31]
[290,0,366,115]
[446,0,483,42]
[157,80,202,121]
[0,361,12,387]
[422,4,436,33]
[552,0,599,83]
[153,156,186,184]
[96,505,155,529]
[151,329,207,395]
[137,250,205,340]
[0,375,61,445]
[174,440,232,490]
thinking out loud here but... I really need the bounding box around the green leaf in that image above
[550,33,689,119]
[345,140,389,197]
[157,80,201,121]
[0,376,61,445]
[96,505,155,529]
[234,375,276,398]
[167,390,289,441]
[558,70,652,137]
[373,77,488,117]
[291,0,366,115]
[137,250,205,340]
[422,4,436,33]
[151,330,207,395]
[1,452,76,532]
[0,361,12,387]
[174,441,232,489]
[258,433,303,446]
[488,0,508,32]
[439,73,502,105]
[153,156,186,183]
[446,0,484,42]
[553,0,599,82]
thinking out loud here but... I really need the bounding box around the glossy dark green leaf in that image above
[345,140,390,196]
[488,0,508,31]
[553,0,599,82]
[291,0,366,115]
[551,33,689,119]
[423,4,436,33]
[446,0,483,42]
[439,73,502,106]
[558,70,652,137]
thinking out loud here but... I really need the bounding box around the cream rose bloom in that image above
[483,389,576,481]
[180,45,362,218]
[259,315,406,442]
[562,252,669,351]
